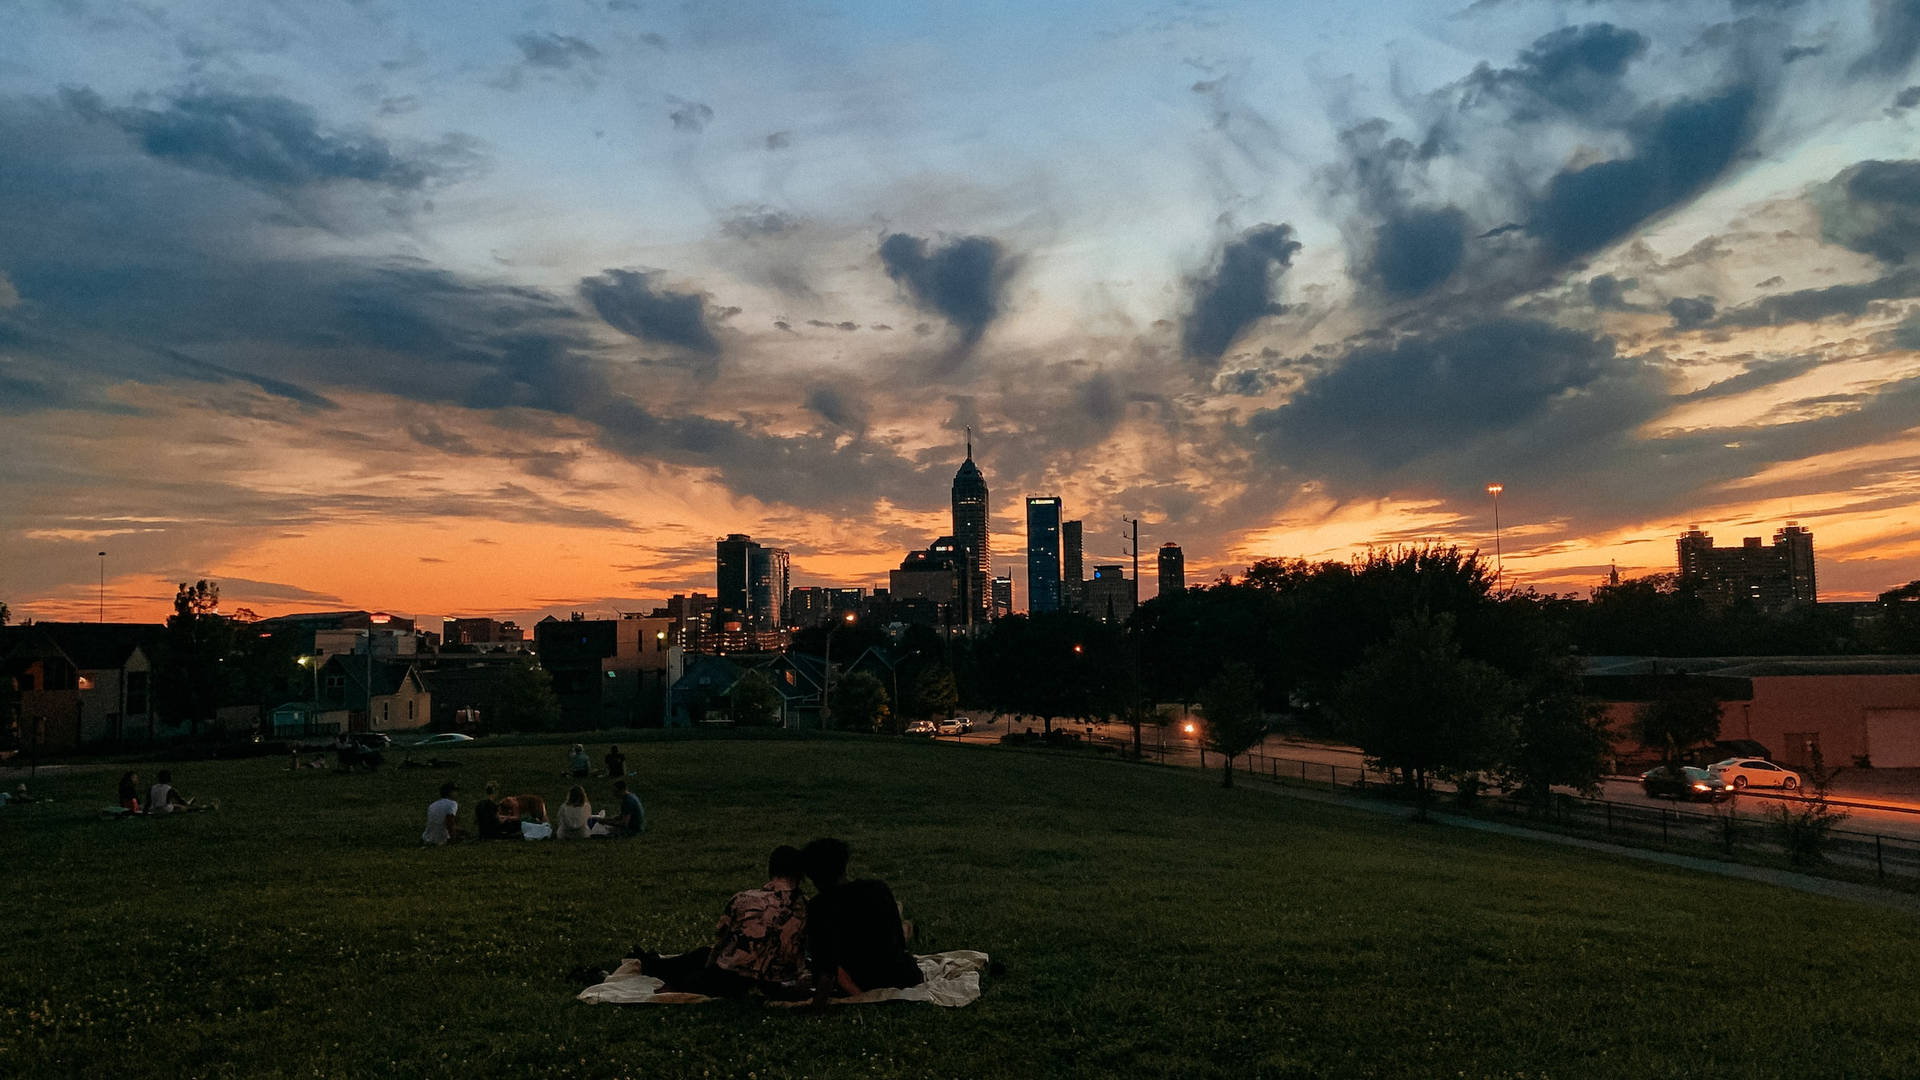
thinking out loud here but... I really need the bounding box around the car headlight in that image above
[1691,783,1709,791]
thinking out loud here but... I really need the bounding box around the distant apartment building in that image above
[1084,564,1136,625]
[1677,523,1817,611]
[1061,519,1085,612]
[1158,542,1186,597]
[890,536,971,625]
[443,617,525,647]
[533,613,674,727]
[715,534,788,631]
[1026,497,1063,613]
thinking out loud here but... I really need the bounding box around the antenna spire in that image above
[965,425,972,460]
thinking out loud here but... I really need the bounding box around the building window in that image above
[408,700,416,720]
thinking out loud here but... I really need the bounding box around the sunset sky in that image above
[6,0,1920,626]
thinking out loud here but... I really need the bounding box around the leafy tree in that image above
[974,612,1117,732]
[1630,679,1723,765]
[0,600,10,625]
[729,670,784,727]
[1495,654,1612,806]
[490,660,561,732]
[1337,613,1515,818]
[905,664,958,721]
[1197,662,1265,788]
[157,580,232,735]
[830,670,890,733]
[1771,746,1849,865]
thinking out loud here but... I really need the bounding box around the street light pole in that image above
[1486,483,1505,591]
[822,611,854,730]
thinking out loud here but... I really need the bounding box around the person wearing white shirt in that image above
[422,781,461,845]
[147,770,193,814]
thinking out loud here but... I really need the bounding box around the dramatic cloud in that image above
[1818,159,1920,264]
[1530,88,1759,258]
[1247,319,1662,476]
[1181,224,1301,364]
[804,385,867,431]
[1466,23,1648,119]
[578,269,724,356]
[877,232,1014,348]
[1717,268,1920,327]
[513,32,599,68]
[1667,296,1717,328]
[1850,0,1920,77]
[1372,207,1469,298]
[61,87,461,193]
[1588,274,1641,311]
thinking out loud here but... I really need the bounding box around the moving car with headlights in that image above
[905,720,937,737]
[1640,765,1732,802]
[1706,757,1802,790]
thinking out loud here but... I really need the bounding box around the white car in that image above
[905,720,937,737]
[935,718,965,736]
[1707,757,1802,791]
[409,732,476,748]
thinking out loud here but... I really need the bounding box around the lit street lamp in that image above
[821,611,855,730]
[1486,483,1505,591]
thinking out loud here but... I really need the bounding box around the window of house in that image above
[408,700,416,720]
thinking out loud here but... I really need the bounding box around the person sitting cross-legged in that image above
[606,779,644,836]
[801,837,923,1006]
[147,770,204,814]
[636,845,810,998]
[421,781,461,845]
[475,781,522,840]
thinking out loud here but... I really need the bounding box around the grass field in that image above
[5,733,1920,1079]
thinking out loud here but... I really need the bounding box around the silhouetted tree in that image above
[728,670,784,727]
[1496,653,1612,806]
[1630,678,1723,765]
[905,665,958,721]
[490,660,561,732]
[975,612,1116,732]
[830,670,890,733]
[157,580,231,735]
[1197,662,1265,788]
[1337,613,1514,819]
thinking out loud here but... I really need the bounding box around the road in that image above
[944,715,1920,843]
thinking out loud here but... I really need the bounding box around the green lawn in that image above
[5,735,1918,1079]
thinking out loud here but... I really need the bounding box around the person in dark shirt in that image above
[609,779,644,836]
[801,837,922,1005]
[474,781,520,840]
[604,745,626,778]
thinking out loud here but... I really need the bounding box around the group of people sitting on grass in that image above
[421,777,643,844]
[567,743,625,780]
[629,837,923,1006]
[113,770,208,815]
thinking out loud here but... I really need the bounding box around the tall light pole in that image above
[821,610,854,730]
[97,551,106,623]
[1485,484,1504,591]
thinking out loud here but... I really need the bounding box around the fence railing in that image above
[1207,747,1920,888]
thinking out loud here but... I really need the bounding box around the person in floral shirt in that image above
[634,845,810,997]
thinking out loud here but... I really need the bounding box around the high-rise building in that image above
[1676,522,1817,610]
[1062,520,1084,611]
[1026,497,1063,613]
[715,534,756,621]
[750,546,789,630]
[1158,542,1186,596]
[1084,564,1135,625]
[951,432,991,623]
[991,574,1013,620]
[890,536,969,625]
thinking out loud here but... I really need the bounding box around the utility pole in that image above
[97,551,106,623]
[1120,516,1143,758]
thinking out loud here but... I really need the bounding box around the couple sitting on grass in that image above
[633,837,922,1005]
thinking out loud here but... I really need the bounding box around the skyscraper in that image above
[1061,519,1084,612]
[1085,564,1135,624]
[1026,496,1062,613]
[951,430,991,623]
[991,574,1013,620]
[1158,542,1186,596]
[715,534,756,621]
[750,546,789,630]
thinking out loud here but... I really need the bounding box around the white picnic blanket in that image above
[576,950,989,1007]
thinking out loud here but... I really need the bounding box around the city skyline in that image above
[7,1,1920,625]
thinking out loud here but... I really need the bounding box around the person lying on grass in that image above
[801,837,923,1006]
[634,844,810,998]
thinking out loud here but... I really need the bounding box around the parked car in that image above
[1706,757,1802,790]
[952,716,974,733]
[1641,765,1731,802]
[935,718,965,736]
[905,720,937,737]
[409,732,476,749]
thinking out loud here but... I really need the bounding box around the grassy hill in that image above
[5,735,1919,1078]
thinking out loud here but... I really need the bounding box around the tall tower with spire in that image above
[951,427,991,623]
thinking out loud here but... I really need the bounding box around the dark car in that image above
[1641,765,1731,802]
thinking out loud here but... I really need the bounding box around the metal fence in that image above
[1213,748,1920,888]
